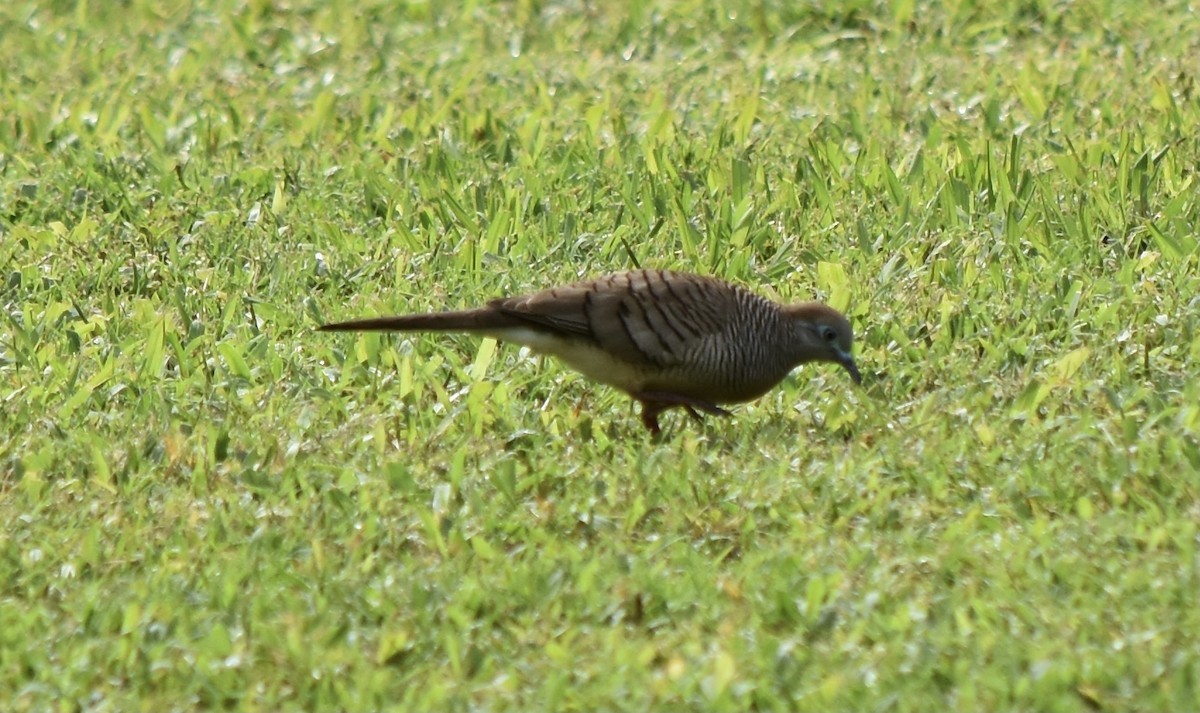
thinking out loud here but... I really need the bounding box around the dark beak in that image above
[836,350,862,385]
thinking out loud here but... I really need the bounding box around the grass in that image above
[2,0,1199,709]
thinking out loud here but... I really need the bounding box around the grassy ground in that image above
[3,0,1198,709]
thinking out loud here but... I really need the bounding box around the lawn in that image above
[2,0,1198,709]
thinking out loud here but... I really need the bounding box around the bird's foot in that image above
[640,409,663,436]
[634,391,731,435]
[636,391,731,417]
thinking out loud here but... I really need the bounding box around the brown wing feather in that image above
[487,285,595,337]
[491,270,739,367]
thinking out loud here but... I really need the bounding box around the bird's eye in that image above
[820,326,838,342]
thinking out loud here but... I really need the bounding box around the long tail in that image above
[318,308,520,333]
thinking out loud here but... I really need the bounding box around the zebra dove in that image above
[319,269,860,434]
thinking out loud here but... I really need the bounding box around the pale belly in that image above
[486,326,656,393]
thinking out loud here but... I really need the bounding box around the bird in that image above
[319,269,861,434]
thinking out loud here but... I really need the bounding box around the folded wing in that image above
[491,270,738,368]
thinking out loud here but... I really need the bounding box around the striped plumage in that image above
[319,269,860,434]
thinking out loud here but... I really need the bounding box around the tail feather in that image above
[318,308,522,333]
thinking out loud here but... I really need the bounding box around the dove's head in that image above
[782,302,861,384]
